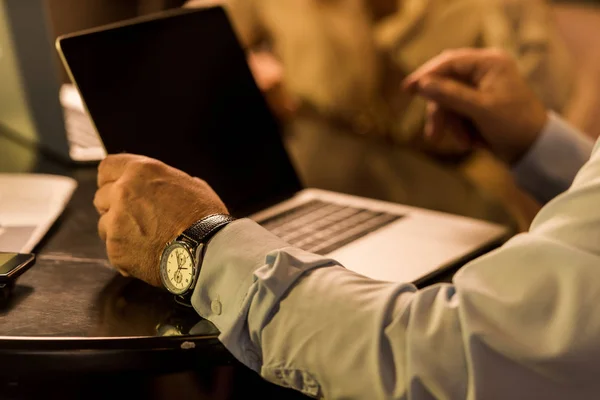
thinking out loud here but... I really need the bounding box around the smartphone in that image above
[0,252,36,283]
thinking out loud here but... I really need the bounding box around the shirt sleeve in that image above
[193,134,600,399]
[512,111,593,204]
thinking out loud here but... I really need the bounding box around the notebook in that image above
[0,174,77,253]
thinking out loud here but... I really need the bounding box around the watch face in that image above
[160,242,195,295]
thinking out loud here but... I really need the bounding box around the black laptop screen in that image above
[58,7,302,216]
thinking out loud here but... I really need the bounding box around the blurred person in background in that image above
[185,0,573,150]
[184,0,576,230]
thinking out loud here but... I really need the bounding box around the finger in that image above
[423,111,434,141]
[97,153,145,187]
[248,51,283,91]
[93,182,114,214]
[98,214,130,278]
[117,268,130,277]
[403,48,486,91]
[415,76,484,120]
[98,212,111,243]
[425,102,446,142]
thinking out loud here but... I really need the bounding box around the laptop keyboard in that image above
[259,200,403,255]
[63,107,103,150]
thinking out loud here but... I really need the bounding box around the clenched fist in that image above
[94,154,227,287]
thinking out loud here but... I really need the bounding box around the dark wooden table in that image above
[0,115,515,399]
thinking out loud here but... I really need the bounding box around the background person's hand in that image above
[403,48,549,165]
[248,50,298,121]
[94,154,228,287]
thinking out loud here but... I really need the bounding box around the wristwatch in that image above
[159,213,235,297]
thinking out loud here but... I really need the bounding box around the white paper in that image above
[0,174,77,253]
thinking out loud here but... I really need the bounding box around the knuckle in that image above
[98,224,107,242]
[127,159,150,175]
[97,158,110,182]
[128,158,163,175]
[122,159,168,186]
[97,157,108,172]
[105,241,123,266]
[98,154,120,174]
[98,154,117,168]
[101,212,114,230]
[98,213,114,243]
[112,181,130,201]
[93,200,106,215]
[93,191,102,208]
[193,177,209,187]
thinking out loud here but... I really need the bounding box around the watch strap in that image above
[180,214,236,245]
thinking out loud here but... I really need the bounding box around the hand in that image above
[94,154,227,287]
[248,50,298,121]
[403,48,549,165]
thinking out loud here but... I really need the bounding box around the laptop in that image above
[56,7,508,284]
[0,0,105,162]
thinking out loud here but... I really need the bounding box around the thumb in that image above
[416,76,485,120]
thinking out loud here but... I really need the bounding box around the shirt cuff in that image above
[191,218,340,370]
[512,112,594,204]
[191,219,288,334]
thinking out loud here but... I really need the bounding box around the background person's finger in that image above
[425,102,447,142]
[403,48,489,90]
[416,76,484,120]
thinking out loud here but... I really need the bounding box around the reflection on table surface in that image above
[1,256,218,338]
[93,274,218,338]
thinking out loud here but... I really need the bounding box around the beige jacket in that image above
[188,0,573,145]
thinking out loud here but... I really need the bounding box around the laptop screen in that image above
[57,7,302,216]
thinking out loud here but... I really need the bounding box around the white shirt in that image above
[192,113,598,399]
[512,112,594,204]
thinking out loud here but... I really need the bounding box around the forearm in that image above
[246,152,600,398]
[193,222,424,398]
[208,234,600,399]
[195,131,600,398]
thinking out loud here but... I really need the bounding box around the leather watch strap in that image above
[181,214,236,245]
